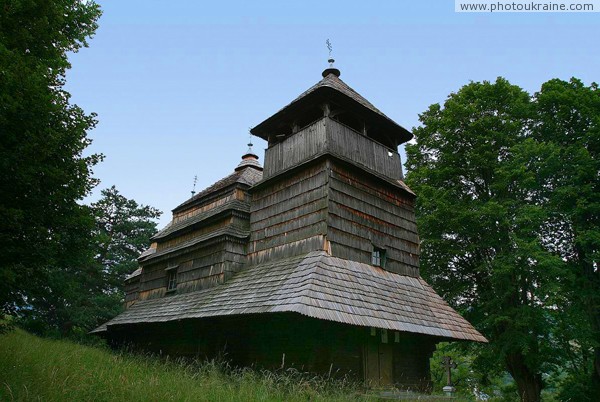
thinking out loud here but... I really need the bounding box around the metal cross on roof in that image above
[247,133,254,154]
[326,39,334,66]
[191,175,198,197]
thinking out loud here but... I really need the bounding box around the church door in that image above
[364,331,393,387]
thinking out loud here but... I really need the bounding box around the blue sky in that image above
[66,0,599,227]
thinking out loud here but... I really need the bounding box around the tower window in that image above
[372,247,386,268]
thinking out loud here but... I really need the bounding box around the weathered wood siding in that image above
[326,118,402,180]
[138,259,168,300]
[138,239,248,301]
[256,132,419,276]
[124,277,139,308]
[263,117,402,181]
[172,189,237,223]
[263,119,327,179]
[249,161,329,264]
[156,220,231,251]
[327,162,420,277]
[107,314,364,380]
[136,184,252,302]
[364,328,435,391]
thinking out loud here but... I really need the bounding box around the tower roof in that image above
[251,70,413,148]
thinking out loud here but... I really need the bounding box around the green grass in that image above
[0,329,368,402]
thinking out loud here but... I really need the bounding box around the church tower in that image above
[249,63,419,278]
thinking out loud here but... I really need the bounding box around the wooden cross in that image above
[441,356,458,386]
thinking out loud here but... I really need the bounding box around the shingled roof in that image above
[144,226,250,263]
[251,72,413,146]
[152,199,250,241]
[92,251,486,342]
[172,165,262,214]
[294,73,386,117]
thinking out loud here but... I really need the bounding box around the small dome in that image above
[322,57,340,77]
[235,153,262,171]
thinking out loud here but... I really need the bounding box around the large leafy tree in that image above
[0,0,102,320]
[18,187,161,337]
[531,78,600,396]
[0,1,163,339]
[405,78,569,402]
[91,186,161,303]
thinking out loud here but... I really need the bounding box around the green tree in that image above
[18,186,161,337]
[405,78,568,402]
[0,0,102,322]
[531,78,600,397]
[91,186,161,302]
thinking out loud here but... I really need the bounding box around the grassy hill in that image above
[0,328,366,401]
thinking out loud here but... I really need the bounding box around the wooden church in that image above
[93,62,486,391]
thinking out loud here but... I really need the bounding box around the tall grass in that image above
[0,329,367,401]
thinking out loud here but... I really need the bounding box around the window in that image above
[167,270,177,291]
[372,247,386,268]
[166,265,178,292]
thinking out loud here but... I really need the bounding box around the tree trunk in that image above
[506,352,543,402]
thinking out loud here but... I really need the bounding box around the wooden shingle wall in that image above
[256,117,419,277]
[172,191,236,223]
[248,161,329,264]
[327,161,420,277]
[135,185,252,301]
[138,240,248,301]
[124,277,140,308]
[156,219,233,251]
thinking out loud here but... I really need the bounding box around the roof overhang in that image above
[251,80,413,148]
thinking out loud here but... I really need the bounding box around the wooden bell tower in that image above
[249,63,420,279]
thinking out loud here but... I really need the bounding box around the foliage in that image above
[91,186,161,287]
[18,186,161,337]
[405,77,600,401]
[0,1,161,340]
[0,0,102,321]
[0,328,367,402]
[431,343,511,400]
[531,78,600,395]
[88,186,161,322]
